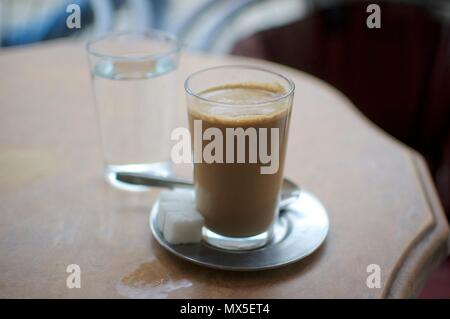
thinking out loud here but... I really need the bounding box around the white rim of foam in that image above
[184,65,295,107]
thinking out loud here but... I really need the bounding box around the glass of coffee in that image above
[185,65,294,250]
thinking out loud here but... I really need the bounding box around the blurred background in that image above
[1,0,449,298]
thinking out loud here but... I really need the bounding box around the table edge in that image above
[383,151,450,298]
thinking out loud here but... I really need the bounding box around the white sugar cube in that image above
[159,189,194,203]
[158,201,196,231]
[163,210,204,244]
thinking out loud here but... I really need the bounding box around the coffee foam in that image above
[188,82,291,126]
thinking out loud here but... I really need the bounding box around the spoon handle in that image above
[116,172,193,189]
[116,172,299,212]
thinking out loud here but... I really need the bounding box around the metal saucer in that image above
[150,189,329,271]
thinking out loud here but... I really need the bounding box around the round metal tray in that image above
[150,189,329,271]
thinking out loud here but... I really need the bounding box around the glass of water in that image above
[87,30,179,191]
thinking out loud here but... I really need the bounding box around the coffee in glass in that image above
[185,66,294,250]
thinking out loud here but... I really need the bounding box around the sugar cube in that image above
[158,201,196,231]
[163,210,204,244]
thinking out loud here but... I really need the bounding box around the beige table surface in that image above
[0,40,448,299]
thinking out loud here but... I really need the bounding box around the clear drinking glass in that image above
[185,66,295,250]
[87,30,179,191]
